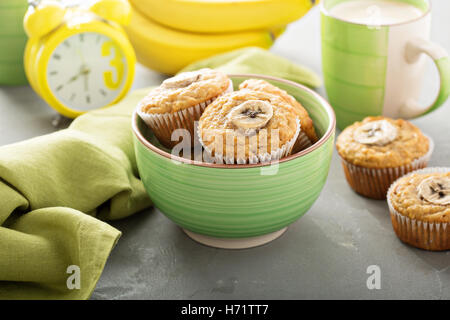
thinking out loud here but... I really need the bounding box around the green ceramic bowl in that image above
[132,74,336,248]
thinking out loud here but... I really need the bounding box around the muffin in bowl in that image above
[197,89,300,164]
[132,74,336,249]
[387,167,449,251]
[336,116,433,199]
[137,68,233,148]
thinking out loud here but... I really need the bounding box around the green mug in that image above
[321,0,450,129]
[0,0,28,85]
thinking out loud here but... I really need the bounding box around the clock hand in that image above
[66,65,86,84]
[67,74,80,84]
[66,65,90,87]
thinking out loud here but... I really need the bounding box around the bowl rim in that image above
[131,73,336,169]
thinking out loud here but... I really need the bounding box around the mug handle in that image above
[400,37,450,118]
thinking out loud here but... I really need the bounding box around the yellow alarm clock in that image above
[24,0,136,118]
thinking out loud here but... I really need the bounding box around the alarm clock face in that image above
[46,32,128,111]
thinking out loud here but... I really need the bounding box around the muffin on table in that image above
[387,168,449,251]
[137,68,233,148]
[239,79,318,152]
[336,116,433,199]
[197,89,300,164]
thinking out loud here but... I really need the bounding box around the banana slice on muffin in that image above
[161,72,202,89]
[417,176,450,205]
[239,79,318,152]
[228,100,274,132]
[353,119,398,146]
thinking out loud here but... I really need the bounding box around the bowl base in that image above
[182,227,288,249]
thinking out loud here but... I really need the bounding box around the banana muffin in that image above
[198,89,300,164]
[239,79,318,152]
[387,167,449,251]
[336,116,433,199]
[137,68,233,148]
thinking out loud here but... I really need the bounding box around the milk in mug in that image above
[329,0,424,25]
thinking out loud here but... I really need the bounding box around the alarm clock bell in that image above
[23,0,136,119]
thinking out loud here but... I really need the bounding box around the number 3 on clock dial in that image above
[102,40,124,90]
[46,32,128,111]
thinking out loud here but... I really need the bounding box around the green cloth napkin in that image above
[0,89,152,299]
[181,46,322,88]
[0,47,320,299]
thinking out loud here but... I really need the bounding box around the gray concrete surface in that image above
[0,1,448,299]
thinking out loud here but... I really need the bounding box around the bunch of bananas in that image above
[125,0,318,75]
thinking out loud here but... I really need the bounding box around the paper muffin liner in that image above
[292,131,313,153]
[387,167,449,251]
[339,135,434,200]
[138,79,233,148]
[198,118,301,165]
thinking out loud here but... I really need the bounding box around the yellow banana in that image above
[128,0,318,33]
[126,7,283,75]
